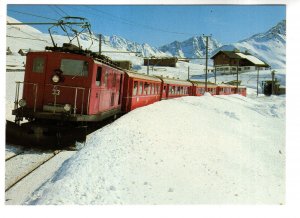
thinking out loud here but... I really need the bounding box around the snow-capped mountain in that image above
[213,20,286,69]
[158,36,222,64]
[103,35,168,57]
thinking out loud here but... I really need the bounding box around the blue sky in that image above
[7,5,286,47]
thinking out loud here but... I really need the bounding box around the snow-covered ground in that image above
[23,93,285,204]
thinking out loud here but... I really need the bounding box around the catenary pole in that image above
[203,35,211,92]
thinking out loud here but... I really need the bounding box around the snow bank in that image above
[26,94,285,204]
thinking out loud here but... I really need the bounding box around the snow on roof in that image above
[235,52,268,66]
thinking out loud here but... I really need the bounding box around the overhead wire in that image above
[48,5,64,17]
[8,9,58,21]
[84,6,197,36]
[54,5,69,17]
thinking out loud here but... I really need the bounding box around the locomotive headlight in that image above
[63,104,72,112]
[19,99,27,107]
[52,74,60,83]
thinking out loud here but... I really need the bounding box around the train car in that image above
[160,77,193,99]
[191,81,218,96]
[237,86,247,97]
[216,84,236,95]
[122,71,162,113]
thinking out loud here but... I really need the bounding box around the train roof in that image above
[218,83,238,88]
[190,81,218,87]
[160,77,193,86]
[125,71,162,82]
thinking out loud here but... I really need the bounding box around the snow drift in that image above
[26,95,285,204]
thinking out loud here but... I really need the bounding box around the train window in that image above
[157,85,160,94]
[151,84,154,94]
[133,81,138,96]
[104,70,108,87]
[139,82,143,95]
[96,67,102,86]
[60,59,88,77]
[32,57,45,73]
[144,82,149,95]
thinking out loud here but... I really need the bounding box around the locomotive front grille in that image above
[43,104,65,113]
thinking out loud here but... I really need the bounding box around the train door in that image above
[93,66,102,113]
[162,84,167,99]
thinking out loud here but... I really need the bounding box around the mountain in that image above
[103,35,168,57]
[158,36,222,64]
[213,20,286,69]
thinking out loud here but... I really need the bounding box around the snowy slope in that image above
[24,94,285,204]
[159,36,222,65]
[104,35,168,57]
[213,20,286,69]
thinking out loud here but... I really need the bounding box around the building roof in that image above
[235,52,267,67]
[211,50,269,67]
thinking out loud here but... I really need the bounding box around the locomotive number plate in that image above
[52,87,60,96]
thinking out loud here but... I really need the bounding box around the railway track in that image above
[5,144,76,205]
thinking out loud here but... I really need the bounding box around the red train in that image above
[9,44,246,146]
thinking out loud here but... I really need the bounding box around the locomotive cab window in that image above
[60,59,88,77]
[32,57,45,73]
[96,67,102,86]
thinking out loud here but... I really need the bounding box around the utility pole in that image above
[236,59,240,94]
[99,34,102,55]
[271,70,276,95]
[257,67,260,96]
[214,66,216,84]
[203,34,211,92]
[147,57,150,75]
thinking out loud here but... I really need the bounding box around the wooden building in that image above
[210,50,269,74]
[18,49,31,56]
[144,57,178,67]
[113,60,132,70]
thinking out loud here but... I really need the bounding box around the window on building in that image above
[32,57,45,73]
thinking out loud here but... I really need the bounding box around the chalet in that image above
[6,47,13,55]
[210,50,269,74]
[144,57,178,67]
[18,49,31,56]
[178,58,190,63]
[113,60,132,70]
